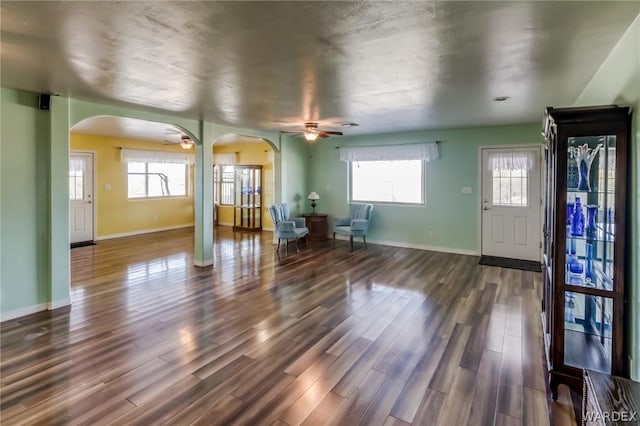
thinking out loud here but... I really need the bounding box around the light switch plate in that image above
[462,186,472,194]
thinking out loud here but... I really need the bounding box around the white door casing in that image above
[481,146,542,261]
[69,152,94,243]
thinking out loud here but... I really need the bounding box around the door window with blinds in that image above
[69,169,84,201]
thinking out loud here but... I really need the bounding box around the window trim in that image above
[348,159,426,206]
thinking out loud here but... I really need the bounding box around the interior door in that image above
[481,147,542,261]
[69,152,94,243]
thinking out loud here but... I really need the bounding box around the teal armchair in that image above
[268,203,309,253]
[333,203,374,251]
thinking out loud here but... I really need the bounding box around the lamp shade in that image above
[308,192,320,201]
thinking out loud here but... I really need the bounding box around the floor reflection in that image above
[126,253,188,283]
[2,226,549,424]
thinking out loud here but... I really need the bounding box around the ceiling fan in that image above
[280,122,343,142]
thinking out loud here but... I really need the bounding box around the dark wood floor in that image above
[1,227,577,425]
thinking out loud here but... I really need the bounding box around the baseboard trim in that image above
[0,296,74,322]
[1,303,49,322]
[49,298,71,310]
[333,234,478,256]
[193,259,214,267]
[216,223,273,232]
[96,224,194,241]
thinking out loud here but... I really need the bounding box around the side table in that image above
[302,213,328,241]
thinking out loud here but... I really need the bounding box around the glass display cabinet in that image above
[542,106,630,399]
[233,165,262,231]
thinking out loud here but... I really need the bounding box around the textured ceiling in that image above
[2,1,639,137]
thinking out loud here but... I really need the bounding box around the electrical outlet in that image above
[462,186,472,194]
[428,230,434,238]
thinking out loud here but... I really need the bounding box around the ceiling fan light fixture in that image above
[304,131,319,142]
[180,136,193,149]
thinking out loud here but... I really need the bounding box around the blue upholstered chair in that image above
[333,203,374,251]
[268,203,309,253]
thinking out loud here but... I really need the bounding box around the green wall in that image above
[1,89,51,314]
[308,124,543,253]
[575,13,640,380]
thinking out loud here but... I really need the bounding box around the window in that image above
[214,165,235,205]
[128,161,188,198]
[69,169,83,200]
[492,167,528,206]
[350,160,424,204]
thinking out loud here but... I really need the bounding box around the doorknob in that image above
[483,206,490,211]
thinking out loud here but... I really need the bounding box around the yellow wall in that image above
[213,142,274,230]
[71,133,194,238]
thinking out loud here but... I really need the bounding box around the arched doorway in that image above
[69,116,198,243]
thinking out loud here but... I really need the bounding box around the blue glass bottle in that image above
[566,201,574,226]
[585,243,594,284]
[570,197,585,237]
[566,201,574,257]
[569,258,583,275]
[586,205,597,240]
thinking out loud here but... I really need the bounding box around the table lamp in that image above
[308,192,319,213]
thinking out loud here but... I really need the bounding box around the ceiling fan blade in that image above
[320,131,343,136]
[318,134,330,139]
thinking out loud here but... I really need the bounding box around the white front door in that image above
[69,152,94,243]
[481,147,542,261]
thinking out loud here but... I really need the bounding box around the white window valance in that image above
[120,148,194,165]
[487,151,536,171]
[339,143,439,162]
[213,152,238,165]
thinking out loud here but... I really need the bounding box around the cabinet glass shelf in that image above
[563,291,612,374]
[565,259,613,291]
[567,190,615,195]
[566,233,614,243]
